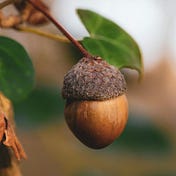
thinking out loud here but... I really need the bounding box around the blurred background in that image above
[1,0,176,175]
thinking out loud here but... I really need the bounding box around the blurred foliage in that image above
[75,170,107,176]
[77,9,143,77]
[14,87,64,128]
[145,173,176,176]
[75,171,176,176]
[0,36,34,102]
[110,114,171,154]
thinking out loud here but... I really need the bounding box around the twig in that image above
[15,25,70,42]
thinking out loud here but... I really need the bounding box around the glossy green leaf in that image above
[0,36,34,102]
[77,9,143,76]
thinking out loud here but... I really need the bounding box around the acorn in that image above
[62,56,128,149]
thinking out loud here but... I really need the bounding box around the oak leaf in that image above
[0,93,26,160]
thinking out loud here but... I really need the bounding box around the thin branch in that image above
[15,25,70,43]
[0,0,14,9]
[27,0,93,58]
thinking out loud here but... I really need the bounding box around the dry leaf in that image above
[0,0,49,28]
[0,113,6,142]
[0,93,27,161]
[3,116,27,160]
[0,10,22,28]
[15,0,49,25]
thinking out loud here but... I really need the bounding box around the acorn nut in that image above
[62,56,128,149]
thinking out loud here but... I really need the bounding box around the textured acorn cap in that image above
[62,56,127,101]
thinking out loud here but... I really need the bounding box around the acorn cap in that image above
[62,56,127,101]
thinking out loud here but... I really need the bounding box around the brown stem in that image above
[15,25,70,43]
[26,0,92,58]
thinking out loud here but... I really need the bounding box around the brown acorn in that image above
[62,56,128,149]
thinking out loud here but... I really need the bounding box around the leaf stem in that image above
[15,25,70,43]
[26,0,92,58]
[0,0,14,9]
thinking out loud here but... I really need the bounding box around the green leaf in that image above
[77,9,143,77]
[0,36,35,102]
